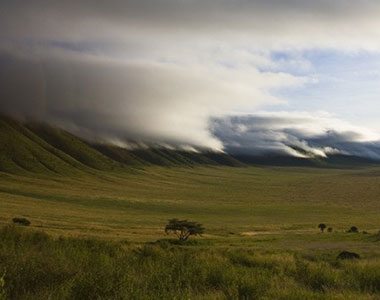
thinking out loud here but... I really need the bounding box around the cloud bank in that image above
[1,0,380,157]
[212,112,380,160]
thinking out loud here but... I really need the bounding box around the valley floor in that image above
[1,166,380,298]
[1,166,380,240]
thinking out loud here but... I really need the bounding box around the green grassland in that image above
[1,116,380,298]
[1,165,380,240]
[1,166,380,299]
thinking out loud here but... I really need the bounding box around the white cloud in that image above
[1,0,380,151]
[212,112,380,159]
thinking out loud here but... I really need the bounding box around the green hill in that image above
[26,123,121,171]
[93,145,243,167]
[2,115,375,175]
[0,116,242,175]
[0,117,90,175]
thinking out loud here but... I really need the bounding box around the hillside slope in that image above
[1,115,375,175]
[26,123,121,171]
[0,117,91,175]
[93,145,243,167]
[0,116,243,175]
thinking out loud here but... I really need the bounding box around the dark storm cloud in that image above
[2,0,380,62]
[2,1,380,41]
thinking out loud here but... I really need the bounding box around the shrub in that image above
[327,227,333,233]
[12,217,31,226]
[337,251,360,260]
[347,226,359,233]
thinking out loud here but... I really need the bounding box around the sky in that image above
[1,0,380,158]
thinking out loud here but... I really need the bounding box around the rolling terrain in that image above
[1,116,380,298]
[2,163,380,240]
[0,116,242,176]
[1,115,380,239]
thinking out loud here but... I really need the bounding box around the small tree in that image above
[165,219,205,241]
[318,223,327,233]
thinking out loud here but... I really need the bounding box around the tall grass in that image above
[0,226,379,299]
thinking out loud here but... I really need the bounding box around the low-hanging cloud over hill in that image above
[211,112,380,160]
[1,0,380,158]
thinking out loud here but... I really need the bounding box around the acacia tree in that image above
[165,219,205,241]
[318,223,327,233]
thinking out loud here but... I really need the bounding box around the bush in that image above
[337,251,360,260]
[12,217,31,226]
[327,227,333,233]
[347,226,359,233]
